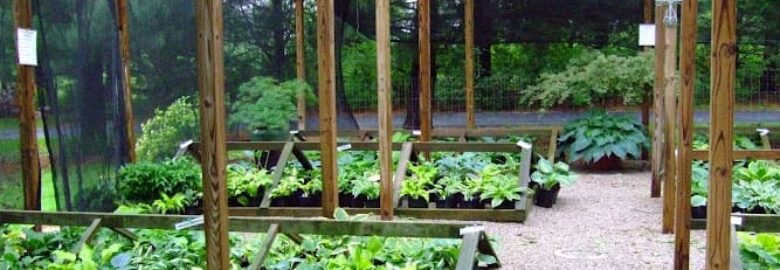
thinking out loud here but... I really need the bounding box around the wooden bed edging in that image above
[690,214,780,232]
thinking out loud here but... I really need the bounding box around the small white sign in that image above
[16,28,37,66]
[174,216,204,230]
[639,24,656,47]
[289,130,300,135]
[730,216,743,226]
[459,225,485,235]
[516,140,532,150]
[757,128,770,136]
[337,144,352,152]
[412,130,422,136]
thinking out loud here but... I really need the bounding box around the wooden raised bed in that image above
[190,140,534,222]
[690,213,780,232]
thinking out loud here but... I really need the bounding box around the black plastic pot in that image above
[748,207,769,214]
[364,198,380,208]
[270,195,295,207]
[459,198,481,209]
[405,197,429,208]
[585,155,622,171]
[437,194,463,209]
[484,199,516,209]
[691,206,707,219]
[339,193,354,208]
[533,184,561,208]
[300,193,322,207]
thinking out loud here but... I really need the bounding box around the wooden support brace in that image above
[393,142,414,207]
[71,218,103,255]
[109,227,137,241]
[292,147,314,170]
[477,232,501,267]
[260,142,295,208]
[248,224,280,270]
[547,128,558,163]
[455,230,480,270]
[283,232,304,244]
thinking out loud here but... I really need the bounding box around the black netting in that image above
[35,0,128,211]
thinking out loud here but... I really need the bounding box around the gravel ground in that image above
[486,171,707,270]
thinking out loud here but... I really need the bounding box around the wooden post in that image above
[316,0,339,217]
[464,0,475,129]
[419,0,432,146]
[675,0,697,268]
[116,0,136,162]
[195,0,230,268]
[706,0,736,269]
[295,0,306,131]
[14,0,40,212]
[651,5,667,199]
[376,0,394,220]
[640,0,653,161]
[662,7,679,234]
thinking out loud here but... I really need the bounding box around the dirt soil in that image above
[486,171,707,270]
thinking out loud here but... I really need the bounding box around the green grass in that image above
[41,169,56,211]
[0,117,43,131]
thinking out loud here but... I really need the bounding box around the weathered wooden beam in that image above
[0,210,469,238]
[690,150,780,161]
[675,0,697,268]
[376,0,393,220]
[14,0,40,212]
[260,142,295,208]
[248,224,279,270]
[195,0,230,267]
[244,207,529,223]
[219,141,522,153]
[547,129,558,162]
[477,232,501,267]
[71,218,103,254]
[316,0,339,218]
[464,0,475,129]
[297,126,563,138]
[661,11,679,235]
[455,230,480,270]
[392,143,414,207]
[651,4,667,199]
[692,214,780,232]
[707,0,736,268]
[108,227,137,241]
[116,0,135,162]
[295,0,306,131]
[292,147,313,170]
[419,0,432,147]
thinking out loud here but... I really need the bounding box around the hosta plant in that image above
[530,158,577,190]
[690,161,710,208]
[739,233,780,270]
[733,180,780,214]
[226,163,273,206]
[557,111,648,164]
[479,174,526,208]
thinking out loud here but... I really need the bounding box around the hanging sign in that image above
[638,24,656,47]
[16,28,37,66]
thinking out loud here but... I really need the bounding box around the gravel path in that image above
[486,171,707,270]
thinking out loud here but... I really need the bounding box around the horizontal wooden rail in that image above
[195,141,524,153]
[0,210,470,238]
[690,150,780,160]
[295,126,562,138]
[229,206,529,222]
[691,214,780,232]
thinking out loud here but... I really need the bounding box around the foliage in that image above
[479,174,525,208]
[433,175,469,199]
[690,161,710,207]
[226,163,273,206]
[740,233,780,269]
[692,133,761,151]
[151,193,189,214]
[558,112,648,163]
[351,174,381,200]
[135,96,199,162]
[732,161,780,213]
[229,77,314,131]
[530,157,577,190]
[400,178,431,203]
[270,168,305,199]
[521,51,653,109]
[118,157,202,203]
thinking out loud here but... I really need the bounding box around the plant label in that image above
[290,130,300,135]
[638,24,655,47]
[16,28,37,66]
[175,139,194,158]
[174,216,204,230]
[516,140,532,150]
[756,128,770,136]
[412,130,422,136]
[730,216,743,226]
[459,225,484,235]
[337,144,352,152]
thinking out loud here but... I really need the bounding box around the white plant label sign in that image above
[638,24,655,47]
[16,28,37,66]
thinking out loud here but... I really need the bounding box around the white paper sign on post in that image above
[16,28,37,66]
[638,24,656,47]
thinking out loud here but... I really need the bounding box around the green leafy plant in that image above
[300,170,323,197]
[400,179,431,202]
[734,160,780,183]
[693,133,761,151]
[135,96,199,161]
[558,111,648,163]
[690,161,710,207]
[226,163,272,206]
[479,174,526,208]
[230,77,314,131]
[270,168,305,199]
[433,175,469,199]
[351,173,381,200]
[739,233,780,269]
[733,180,780,214]
[118,157,202,203]
[530,157,577,190]
[151,193,189,214]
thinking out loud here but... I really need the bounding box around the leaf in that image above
[334,208,350,221]
[111,252,132,268]
[690,195,707,207]
[477,254,498,266]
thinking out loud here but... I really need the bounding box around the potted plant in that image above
[479,174,528,209]
[351,173,381,208]
[230,77,314,141]
[433,176,468,208]
[690,161,709,218]
[299,170,322,207]
[270,170,304,207]
[400,179,430,208]
[226,163,272,207]
[530,158,577,208]
[557,111,648,171]
[732,161,780,214]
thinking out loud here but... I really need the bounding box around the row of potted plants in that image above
[690,160,780,218]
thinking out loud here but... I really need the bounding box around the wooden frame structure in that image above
[189,140,534,223]
[0,210,501,270]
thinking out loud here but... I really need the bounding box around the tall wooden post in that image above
[14,0,39,212]
[295,0,306,130]
[376,0,393,220]
[419,0,432,145]
[464,0,475,129]
[661,5,679,234]
[640,0,653,128]
[317,0,339,217]
[706,0,736,269]
[116,0,135,162]
[651,5,667,199]
[675,0,697,268]
[195,0,230,268]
